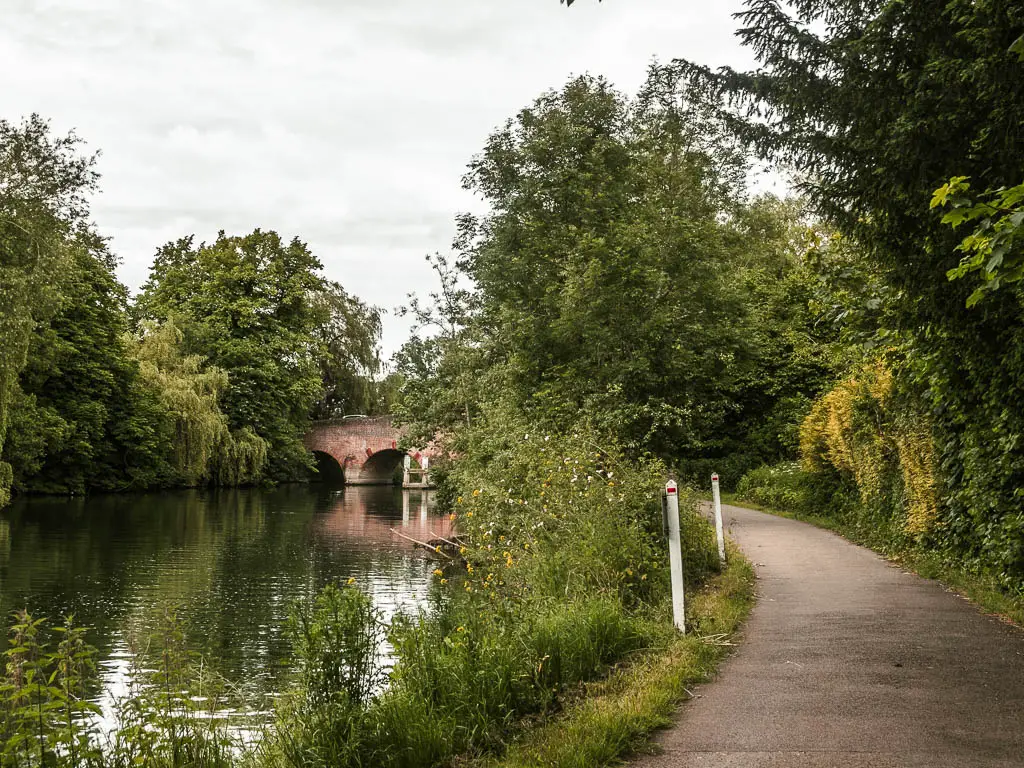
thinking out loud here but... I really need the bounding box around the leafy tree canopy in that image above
[395,72,837,478]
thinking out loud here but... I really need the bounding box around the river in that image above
[0,484,448,705]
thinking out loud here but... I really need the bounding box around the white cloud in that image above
[2,0,758,355]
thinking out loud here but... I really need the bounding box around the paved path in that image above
[634,503,1024,768]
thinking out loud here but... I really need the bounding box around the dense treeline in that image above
[0,116,384,505]
[397,0,1024,599]
[672,0,1024,593]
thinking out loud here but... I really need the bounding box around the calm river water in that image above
[0,484,448,702]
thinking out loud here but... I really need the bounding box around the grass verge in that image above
[477,551,755,768]
[713,492,1024,628]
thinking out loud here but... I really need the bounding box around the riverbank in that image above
[714,490,1024,627]
[481,550,754,768]
[0,429,745,768]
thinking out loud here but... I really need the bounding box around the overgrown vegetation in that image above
[1,427,734,768]
[0,608,248,768]
[480,551,754,768]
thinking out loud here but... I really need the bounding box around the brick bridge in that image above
[304,416,439,485]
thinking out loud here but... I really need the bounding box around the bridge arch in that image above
[311,450,345,486]
[358,448,406,484]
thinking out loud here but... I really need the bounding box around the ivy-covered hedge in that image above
[737,359,1024,594]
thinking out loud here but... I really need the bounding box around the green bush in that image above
[735,462,813,513]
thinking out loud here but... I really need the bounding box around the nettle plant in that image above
[0,611,101,768]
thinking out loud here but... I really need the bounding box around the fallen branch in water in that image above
[390,528,453,558]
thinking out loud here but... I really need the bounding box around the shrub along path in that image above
[633,502,1024,768]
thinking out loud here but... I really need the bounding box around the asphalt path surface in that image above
[633,503,1024,767]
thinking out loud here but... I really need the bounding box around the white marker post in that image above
[711,472,726,567]
[665,480,686,634]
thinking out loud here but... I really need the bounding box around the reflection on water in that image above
[0,485,449,700]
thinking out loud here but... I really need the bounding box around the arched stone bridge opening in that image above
[304,416,439,486]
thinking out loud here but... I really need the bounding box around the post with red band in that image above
[665,480,686,634]
[711,473,726,567]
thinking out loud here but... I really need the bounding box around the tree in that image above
[135,230,329,482]
[455,73,759,458]
[5,241,174,494]
[309,282,382,419]
[131,318,268,486]
[675,0,1024,584]
[0,116,98,505]
[396,73,833,473]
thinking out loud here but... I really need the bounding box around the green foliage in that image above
[285,585,386,711]
[132,319,268,487]
[394,75,835,479]
[5,244,175,495]
[0,608,252,768]
[0,116,98,506]
[675,0,1024,590]
[1,612,102,767]
[309,283,382,419]
[933,176,1024,307]
[135,231,330,482]
[735,462,813,514]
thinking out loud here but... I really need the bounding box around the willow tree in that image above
[133,318,267,486]
[0,116,98,505]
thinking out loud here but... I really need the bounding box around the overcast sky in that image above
[2,0,765,357]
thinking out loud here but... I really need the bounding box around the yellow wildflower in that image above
[440,578,448,585]
[347,577,356,585]
[456,626,465,633]
[472,489,480,497]
[433,568,443,577]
